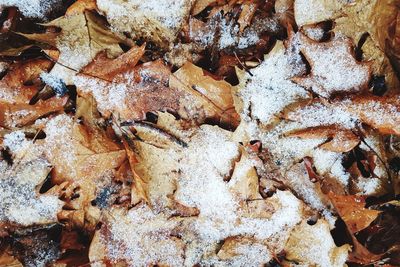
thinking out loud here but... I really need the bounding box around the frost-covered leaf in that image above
[285,220,350,267]
[293,33,371,98]
[341,94,400,135]
[41,10,129,84]
[0,131,63,230]
[236,40,309,125]
[96,0,192,48]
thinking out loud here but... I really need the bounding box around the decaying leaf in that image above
[80,44,146,81]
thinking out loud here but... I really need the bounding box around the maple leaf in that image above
[32,112,126,230]
[0,133,64,231]
[292,33,371,98]
[334,0,400,90]
[294,0,400,90]
[22,4,131,85]
[89,205,185,266]
[76,59,182,122]
[328,192,384,264]
[235,40,310,125]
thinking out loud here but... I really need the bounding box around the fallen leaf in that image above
[334,0,400,90]
[24,10,131,84]
[80,44,146,81]
[191,0,217,15]
[285,220,350,267]
[0,59,53,104]
[170,61,239,127]
[76,59,181,121]
[286,125,360,153]
[122,139,150,204]
[328,192,381,233]
[65,0,97,15]
[0,97,68,128]
[341,94,400,135]
[238,2,258,32]
[97,0,192,48]
[293,33,371,98]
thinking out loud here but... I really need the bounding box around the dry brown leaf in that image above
[122,139,150,204]
[0,97,68,128]
[328,184,384,264]
[65,0,97,16]
[286,125,360,153]
[228,148,260,200]
[341,94,400,135]
[334,0,400,90]
[328,192,381,233]
[192,0,218,15]
[77,59,181,121]
[27,10,131,84]
[293,33,371,97]
[238,2,257,32]
[170,61,240,127]
[75,95,122,153]
[80,44,145,81]
[0,59,53,104]
[285,220,350,266]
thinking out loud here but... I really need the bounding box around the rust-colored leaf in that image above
[328,192,381,233]
[81,44,146,81]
